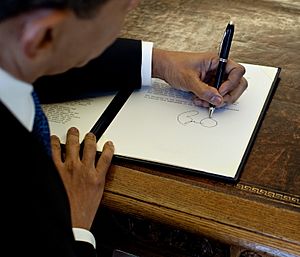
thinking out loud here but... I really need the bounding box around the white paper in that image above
[43,63,279,179]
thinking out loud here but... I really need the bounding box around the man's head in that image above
[0,0,140,82]
[0,0,109,22]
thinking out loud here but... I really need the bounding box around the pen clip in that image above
[218,28,227,56]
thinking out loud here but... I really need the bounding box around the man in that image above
[0,0,247,257]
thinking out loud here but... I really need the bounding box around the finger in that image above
[96,141,114,180]
[65,127,80,160]
[192,96,210,108]
[219,62,246,96]
[223,77,248,105]
[81,132,97,165]
[50,135,63,168]
[188,74,223,106]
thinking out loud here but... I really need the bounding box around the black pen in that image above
[209,21,234,118]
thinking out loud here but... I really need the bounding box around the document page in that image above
[43,93,114,143]
[43,63,280,180]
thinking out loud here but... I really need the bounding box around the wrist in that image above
[152,48,168,80]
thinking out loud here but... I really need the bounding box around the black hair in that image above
[0,0,110,21]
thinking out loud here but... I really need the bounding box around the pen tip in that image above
[208,107,214,118]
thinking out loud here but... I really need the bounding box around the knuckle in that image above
[242,77,248,90]
[100,151,113,166]
[83,134,97,152]
[65,159,78,172]
[83,143,96,154]
[238,64,246,75]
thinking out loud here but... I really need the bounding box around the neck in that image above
[0,59,38,84]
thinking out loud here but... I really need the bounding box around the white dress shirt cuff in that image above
[72,228,96,249]
[141,41,153,86]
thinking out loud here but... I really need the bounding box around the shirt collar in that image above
[0,67,35,131]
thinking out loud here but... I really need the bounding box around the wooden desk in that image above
[100,1,300,256]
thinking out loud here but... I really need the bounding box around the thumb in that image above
[189,75,223,106]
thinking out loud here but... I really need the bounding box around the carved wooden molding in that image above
[236,183,300,207]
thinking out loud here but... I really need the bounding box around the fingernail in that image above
[69,127,79,134]
[210,96,222,105]
[107,141,114,148]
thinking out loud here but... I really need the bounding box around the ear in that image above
[127,0,140,11]
[21,9,69,59]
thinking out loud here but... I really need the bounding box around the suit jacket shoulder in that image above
[34,38,142,103]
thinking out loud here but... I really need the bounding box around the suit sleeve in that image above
[34,38,142,103]
[74,241,98,257]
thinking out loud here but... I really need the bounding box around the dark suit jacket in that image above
[1,38,142,257]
